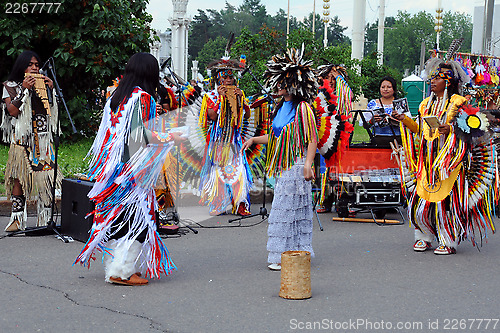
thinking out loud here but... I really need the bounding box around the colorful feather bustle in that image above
[312,78,354,167]
[452,105,491,143]
[242,97,269,180]
[151,84,207,194]
[310,76,353,205]
[74,87,176,278]
[165,86,179,110]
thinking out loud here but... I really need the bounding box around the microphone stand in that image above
[229,67,274,223]
[162,63,198,234]
[8,58,76,242]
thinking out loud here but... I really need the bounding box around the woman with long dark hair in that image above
[1,50,61,232]
[365,76,410,136]
[75,53,178,285]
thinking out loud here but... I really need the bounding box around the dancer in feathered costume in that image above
[393,40,497,254]
[242,45,318,270]
[74,53,178,285]
[198,51,253,216]
[313,64,354,212]
[159,78,266,201]
[1,50,62,232]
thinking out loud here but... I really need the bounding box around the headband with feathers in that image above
[423,38,469,86]
[316,61,348,81]
[263,45,318,103]
[206,33,245,73]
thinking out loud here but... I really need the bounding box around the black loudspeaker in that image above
[61,178,94,243]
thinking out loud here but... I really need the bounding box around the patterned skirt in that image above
[5,142,62,205]
[267,162,314,264]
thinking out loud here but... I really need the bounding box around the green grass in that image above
[58,138,94,179]
[0,144,8,196]
[350,122,371,144]
[0,138,93,196]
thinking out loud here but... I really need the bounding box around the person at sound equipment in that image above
[198,55,252,216]
[1,50,62,232]
[364,76,410,136]
[74,53,180,285]
[242,47,318,271]
[393,56,496,255]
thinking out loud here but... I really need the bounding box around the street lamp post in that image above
[323,0,330,48]
[287,0,290,45]
[313,0,316,35]
[434,0,443,50]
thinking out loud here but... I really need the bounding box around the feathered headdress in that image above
[206,33,246,87]
[263,45,318,103]
[424,38,469,86]
[316,60,348,81]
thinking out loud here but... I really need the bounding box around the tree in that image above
[439,11,473,53]
[189,0,271,60]
[231,26,284,96]
[383,11,435,73]
[382,11,473,74]
[188,10,215,59]
[303,14,350,47]
[194,36,229,79]
[0,0,155,138]
[364,17,396,56]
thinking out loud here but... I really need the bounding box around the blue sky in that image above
[147,0,480,38]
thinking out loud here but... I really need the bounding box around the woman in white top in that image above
[364,76,409,136]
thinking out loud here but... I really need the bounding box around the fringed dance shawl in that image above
[267,101,318,177]
[398,94,497,247]
[334,75,353,116]
[1,81,59,165]
[75,87,176,278]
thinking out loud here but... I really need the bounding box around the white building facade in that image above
[169,0,191,80]
[471,2,500,56]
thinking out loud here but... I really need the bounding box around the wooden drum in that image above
[279,251,312,300]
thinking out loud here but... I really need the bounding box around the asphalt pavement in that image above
[0,205,499,333]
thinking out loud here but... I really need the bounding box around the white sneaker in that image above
[268,263,281,271]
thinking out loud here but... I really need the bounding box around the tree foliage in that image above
[231,25,285,95]
[0,0,154,139]
[382,11,472,73]
[303,13,350,47]
[230,26,386,101]
[364,17,396,56]
[188,0,349,60]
